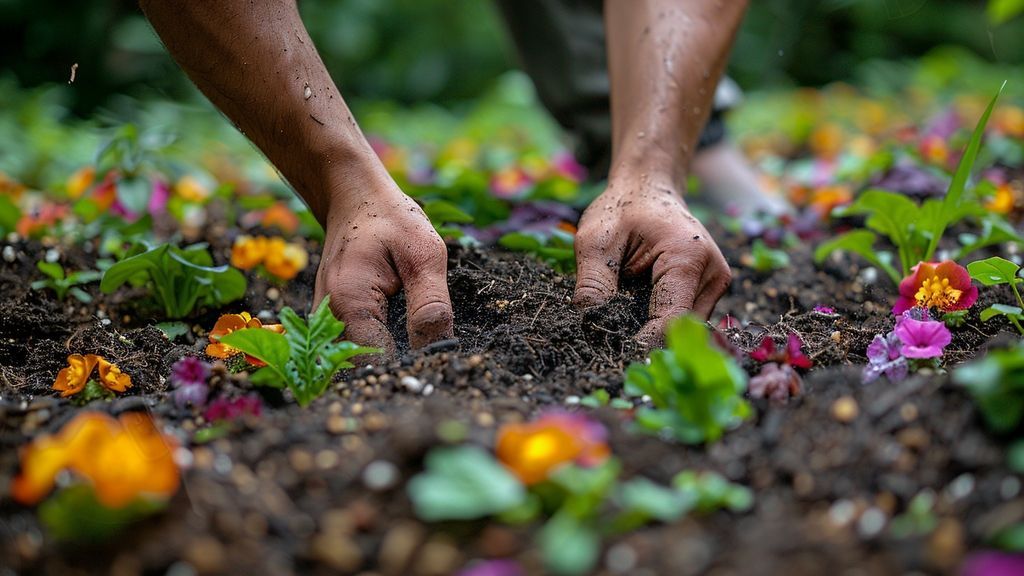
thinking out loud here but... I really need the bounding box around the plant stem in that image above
[1011,280,1024,311]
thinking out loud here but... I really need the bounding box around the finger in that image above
[691,259,732,320]
[572,230,623,309]
[392,236,455,349]
[319,258,399,358]
[635,253,705,348]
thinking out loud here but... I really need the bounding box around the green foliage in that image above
[39,484,165,543]
[100,242,246,319]
[537,460,620,576]
[953,343,1024,433]
[499,230,576,273]
[423,199,474,239]
[672,470,754,514]
[407,445,527,521]
[218,298,379,406]
[749,239,791,273]
[989,0,1024,24]
[890,491,938,539]
[815,83,1006,284]
[30,261,100,303]
[0,195,20,235]
[624,316,751,444]
[967,256,1024,334]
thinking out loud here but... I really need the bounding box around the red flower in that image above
[893,260,978,315]
[750,333,812,370]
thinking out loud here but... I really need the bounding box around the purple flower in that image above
[894,317,951,359]
[149,179,170,217]
[749,362,802,403]
[457,560,524,576]
[863,332,908,384]
[553,152,587,182]
[171,356,210,388]
[961,551,1024,576]
[204,394,262,422]
[813,305,837,315]
[173,383,210,409]
[871,162,949,200]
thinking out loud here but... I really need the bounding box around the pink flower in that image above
[749,363,803,403]
[893,317,951,359]
[204,394,262,422]
[750,333,812,370]
[457,560,524,576]
[148,179,170,217]
[893,261,978,315]
[961,551,1024,576]
[813,305,837,315]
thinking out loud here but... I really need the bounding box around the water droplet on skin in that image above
[303,84,312,100]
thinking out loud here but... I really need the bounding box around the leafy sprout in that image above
[31,261,100,303]
[953,342,1024,433]
[967,256,1024,334]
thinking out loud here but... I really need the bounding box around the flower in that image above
[893,261,978,315]
[11,411,180,508]
[894,316,951,359]
[813,305,837,315]
[66,166,95,199]
[263,238,308,280]
[961,551,1024,576]
[170,357,211,409]
[230,235,268,270]
[495,411,609,485]
[457,560,525,576]
[148,179,170,217]
[749,363,803,403]
[863,332,908,384]
[174,174,211,203]
[205,312,263,359]
[204,394,262,422]
[173,384,210,409]
[985,183,1016,214]
[750,333,812,370]
[261,202,301,234]
[919,134,949,166]
[490,166,533,199]
[97,357,132,393]
[52,354,99,397]
[16,202,69,238]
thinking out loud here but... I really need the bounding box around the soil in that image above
[0,225,1021,576]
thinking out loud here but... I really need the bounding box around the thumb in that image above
[572,235,622,309]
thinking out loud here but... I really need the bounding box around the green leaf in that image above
[154,321,189,341]
[498,231,543,251]
[616,476,695,523]
[99,243,167,293]
[750,239,790,273]
[1008,439,1024,474]
[39,485,165,543]
[36,261,65,280]
[980,304,1024,322]
[423,199,474,224]
[219,328,290,374]
[955,216,1024,260]
[968,256,1021,286]
[991,522,1024,552]
[954,345,1024,433]
[0,194,20,234]
[116,176,151,216]
[673,470,754,513]
[814,230,900,284]
[925,82,1005,261]
[538,512,600,576]
[988,0,1024,24]
[407,445,526,521]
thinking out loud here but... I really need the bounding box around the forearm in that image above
[140,0,388,224]
[604,0,748,185]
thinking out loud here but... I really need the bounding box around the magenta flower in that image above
[552,152,587,182]
[894,316,951,359]
[457,560,524,576]
[750,333,812,370]
[961,551,1024,576]
[749,363,803,403]
[862,332,908,384]
[171,356,210,388]
[893,261,978,315]
[813,305,837,315]
[148,179,170,217]
[204,394,262,422]
[173,384,209,409]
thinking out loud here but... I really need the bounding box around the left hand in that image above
[572,174,731,347]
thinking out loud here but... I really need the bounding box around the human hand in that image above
[313,183,454,357]
[573,174,731,348]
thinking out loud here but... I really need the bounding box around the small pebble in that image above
[362,460,399,491]
[422,384,434,396]
[947,473,975,501]
[828,499,856,527]
[266,287,280,301]
[326,415,348,434]
[830,330,841,343]
[475,412,495,427]
[1001,476,1021,500]
[564,395,581,405]
[605,543,638,574]
[44,248,60,263]
[831,396,859,423]
[857,507,887,538]
[400,376,423,393]
[900,403,919,422]
[2,245,16,262]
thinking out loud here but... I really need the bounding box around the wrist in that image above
[309,144,400,227]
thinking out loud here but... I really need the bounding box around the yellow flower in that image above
[496,412,610,485]
[205,312,263,359]
[174,175,211,203]
[66,166,95,199]
[52,354,99,397]
[263,239,308,281]
[11,412,180,508]
[230,235,268,270]
[808,123,844,161]
[97,357,132,393]
[986,183,1016,215]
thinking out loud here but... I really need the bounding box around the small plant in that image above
[745,239,791,273]
[748,333,812,403]
[624,316,751,444]
[218,297,378,406]
[815,83,1010,284]
[953,343,1024,433]
[499,229,576,273]
[100,241,246,319]
[967,256,1024,334]
[31,261,100,303]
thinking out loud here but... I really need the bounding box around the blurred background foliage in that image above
[1,0,1022,116]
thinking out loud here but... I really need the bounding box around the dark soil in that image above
[0,230,1020,576]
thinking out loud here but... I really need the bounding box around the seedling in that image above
[815,83,1014,284]
[100,241,246,319]
[624,316,751,444]
[967,256,1024,334]
[218,297,379,406]
[31,261,100,303]
[499,229,576,273]
[747,239,791,273]
[954,343,1024,433]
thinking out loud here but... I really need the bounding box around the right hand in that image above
[313,183,454,357]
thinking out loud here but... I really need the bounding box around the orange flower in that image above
[0,171,26,198]
[16,202,69,238]
[52,354,99,397]
[919,135,949,166]
[11,412,180,508]
[261,202,300,234]
[986,183,1016,214]
[174,175,211,203]
[808,123,844,161]
[994,105,1024,139]
[496,411,610,485]
[97,357,132,393]
[205,312,263,359]
[66,166,95,199]
[809,184,853,216]
[263,238,308,280]
[230,235,268,270]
